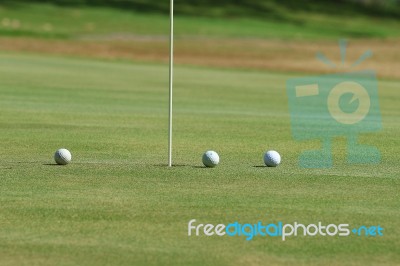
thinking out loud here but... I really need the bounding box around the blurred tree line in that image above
[5,0,400,18]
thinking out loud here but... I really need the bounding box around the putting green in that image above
[0,53,399,265]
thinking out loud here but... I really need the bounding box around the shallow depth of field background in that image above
[0,1,399,265]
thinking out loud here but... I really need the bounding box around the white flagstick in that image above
[168,0,174,167]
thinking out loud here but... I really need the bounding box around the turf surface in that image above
[1,3,400,39]
[0,53,399,265]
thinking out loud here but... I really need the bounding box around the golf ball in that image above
[54,148,72,165]
[264,150,281,167]
[202,150,219,168]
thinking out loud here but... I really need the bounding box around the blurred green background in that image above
[5,0,400,17]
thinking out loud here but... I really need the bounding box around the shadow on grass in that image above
[43,163,61,166]
[153,164,190,168]
[5,161,46,165]
[1,162,59,168]
[153,164,208,168]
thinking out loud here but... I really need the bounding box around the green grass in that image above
[1,3,400,39]
[0,53,399,265]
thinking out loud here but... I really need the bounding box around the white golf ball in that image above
[264,150,281,167]
[202,150,219,168]
[54,148,72,165]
